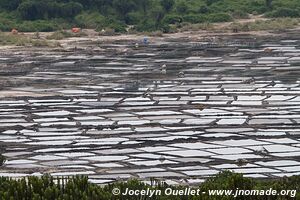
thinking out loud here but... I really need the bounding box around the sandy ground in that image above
[7,15,277,49]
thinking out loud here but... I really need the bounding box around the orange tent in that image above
[11,29,18,34]
[264,48,273,53]
[72,28,81,33]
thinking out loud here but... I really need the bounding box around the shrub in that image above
[0,12,18,31]
[125,12,142,25]
[207,13,232,22]
[75,12,107,29]
[0,32,30,46]
[265,8,300,18]
[163,14,183,24]
[18,1,83,20]
[31,39,50,47]
[0,0,20,11]
[0,18,15,31]
[134,18,171,33]
[206,0,222,6]
[180,22,214,31]
[17,1,48,20]
[159,23,171,33]
[0,23,11,31]
[0,32,53,46]
[176,1,189,14]
[198,5,210,14]
[246,0,268,14]
[16,20,58,32]
[0,171,298,199]
[135,19,157,32]
[231,10,249,19]
[107,21,126,33]
[46,31,72,40]
[61,2,83,18]
[161,0,175,12]
[183,14,206,23]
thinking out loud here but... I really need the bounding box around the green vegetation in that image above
[0,32,56,46]
[46,30,87,40]
[230,18,300,31]
[266,8,300,18]
[0,0,300,33]
[0,171,298,199]
[0,32,31,46]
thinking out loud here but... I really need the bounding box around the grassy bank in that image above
[0,171,298,199]
[0,32,61,47]
[229,18,300,32]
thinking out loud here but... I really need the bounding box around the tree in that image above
[160,0,175,12]
[206,0,221,6]
[113,0,136,20]
[0,0,21,11]
[61,2,83,18]
[18,1,48,20]
[176,1,188,14]
[266,0,273,9]
[134,0,151,17]
[198,5,209,14]
[151,6,165,29]
[94,0,112,14]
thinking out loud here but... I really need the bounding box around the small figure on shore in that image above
[178,71,185,78]
[159,155,165,163]
[143,92,153,100]
[232,27,238,33]
[34,32,40,39]
[179,179,189,184]
[143,37,149,45]
[236,158,248,166]
[255,146,269,157]
[161,64,167,74]
[270,80,276,86]
[243,77,255,84]
[97,92,102,102]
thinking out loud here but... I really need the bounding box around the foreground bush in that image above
[0,171,299,199]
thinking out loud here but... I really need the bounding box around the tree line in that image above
[0,0,299,32]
